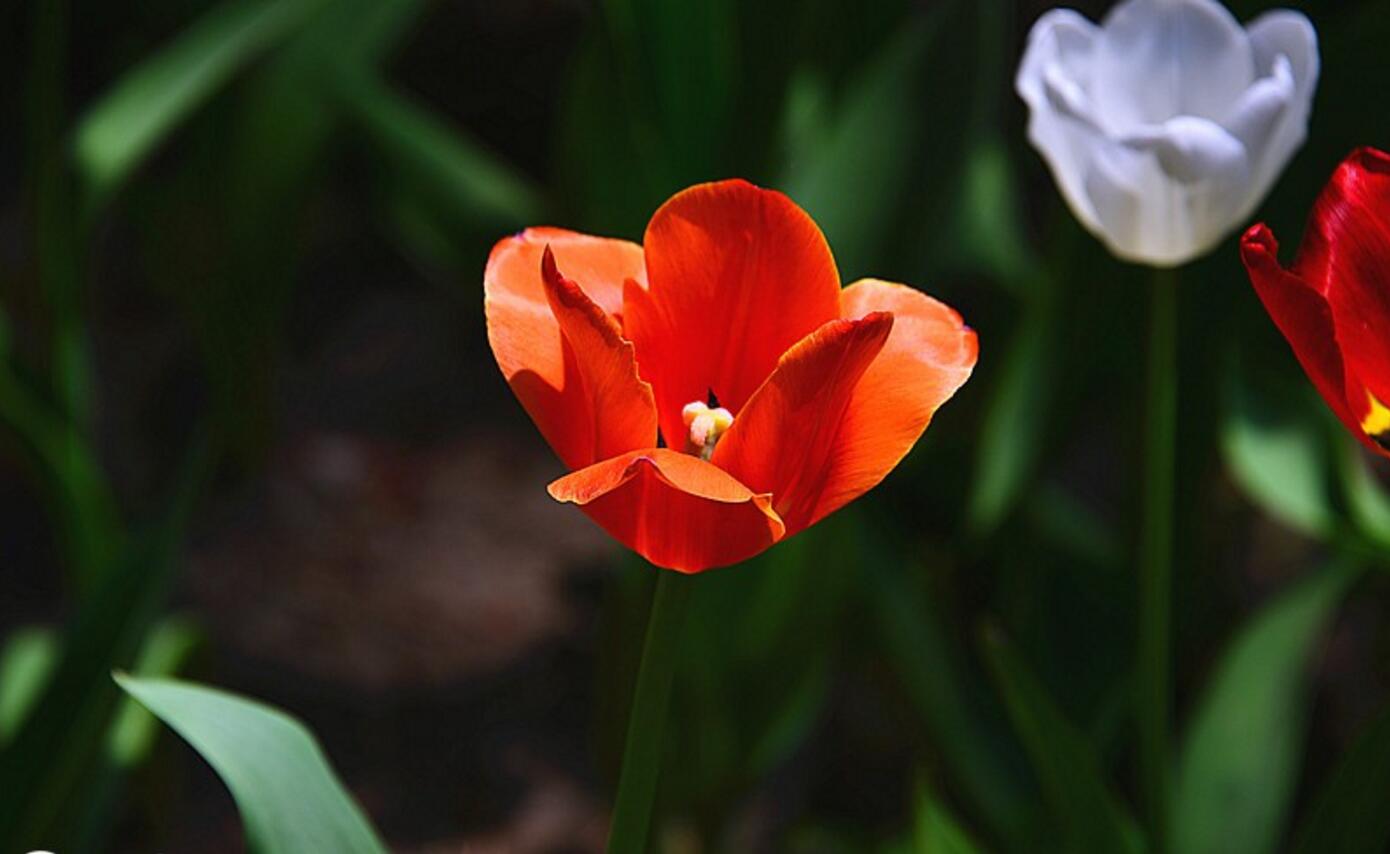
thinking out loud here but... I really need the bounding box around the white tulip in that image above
[1016,0,1318,267]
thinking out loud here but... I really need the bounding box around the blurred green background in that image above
[4,0,1390,851]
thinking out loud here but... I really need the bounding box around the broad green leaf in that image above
[980,626,1141,854]
[913,781,989,854]
[1222,359,1335,539]
[633,0,737,184]
[781,15,936,273]
[0,628,59,744]
[75,0,326,208]
[339,72,546,232]
[1291,701,1390,854]
[1172,561,1357,854]
[116,674,386,854]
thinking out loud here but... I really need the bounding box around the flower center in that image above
[682,401,734,461]
[1362,389,1390,450]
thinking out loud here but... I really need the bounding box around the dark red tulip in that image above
[1242,147,1390,454]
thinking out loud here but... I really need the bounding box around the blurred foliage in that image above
[4,0,1390,851]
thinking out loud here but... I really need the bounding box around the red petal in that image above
[539,248,657,466]
[484,228,651,469]
[1240,223,1365,445]
[548,449,785,573]
[832,278,978,506]
[1294,148,1390,413]
[712,313,893,536]
[626,180,842,448]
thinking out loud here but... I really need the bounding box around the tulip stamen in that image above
[1361,390,1390,450]
[682,401,734,461]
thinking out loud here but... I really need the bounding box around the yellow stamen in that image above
[681,401,734,460]
[1361,389,1390,447]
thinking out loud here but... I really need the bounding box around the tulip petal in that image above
[539,248,658,467]
[712,313,891,536]
[1246,10,1318,186]
[628,180,842,449]
[1240,224,1363,445]
[548,448,785,573]
[1296,149,1390,417]
[1093,0,1254,130]
[830,281,977,517]
[485,228,651,469]
[1119,115,1249,186]
[1081,131,1245,267]
[1016,10,1105,234]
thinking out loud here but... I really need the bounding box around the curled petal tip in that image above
[1241,222,1277,249]
[1346,146,1390,175]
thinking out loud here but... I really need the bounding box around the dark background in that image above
[3,0,1390,851]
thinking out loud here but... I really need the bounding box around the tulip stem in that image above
[607,569,693,854]
[1138,266,1178,852]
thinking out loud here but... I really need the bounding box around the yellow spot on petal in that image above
[1362,389,1390,449]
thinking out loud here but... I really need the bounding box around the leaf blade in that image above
[979,625,1141,854]
[1172,561,1357,854]
[74,0,326,207]
[115,674,386,854]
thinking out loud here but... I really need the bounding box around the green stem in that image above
[607,570,693,854]
[1138,266,1178,852]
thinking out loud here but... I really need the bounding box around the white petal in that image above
[1016,10,1104,231]
[1083,126,1250,267]
[1091,0,1255,131]
[1119,115,1250,186]
[1249,9,1318,95]
[1223,54,1294,151]
[1237,10,1320,217]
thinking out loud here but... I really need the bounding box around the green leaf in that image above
[339,72,547,233]
[780,15,936,273]
[0,365,122,584]
[1172,561,1358,854]
[1222,359,1336,539]
[979,625,1141,854]
[74,0,326,208]
[116,674,386,854]
[1291,701,1390,854]
[0,628,59,745]
[913,781,989,854]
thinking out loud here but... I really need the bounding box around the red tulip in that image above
[484,180,977,572]
[1242,147,1390,454]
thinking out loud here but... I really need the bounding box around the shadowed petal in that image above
[1294,149,1390,416]
[538,248,657,467]
[549,449,785,573]
[712,313,893,536]
[1240,224,1364,447]
[484,228,649,469]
